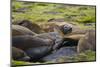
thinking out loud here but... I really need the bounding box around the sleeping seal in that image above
[12,35,54,61]
[77,30,96,53]
[12,25,36,36]
[14,20,44,34]
[12,47,30,61]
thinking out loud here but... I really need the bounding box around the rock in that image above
[12,47,30,61]
[77,30,96,53]
[44,11,62,15]
[48,18,65,22]
[14,20,44,34]
[12,25,36,36]
[62,38,78,47]
[84,23,95,26]
[42,47,77,62]
[13,7,29,13]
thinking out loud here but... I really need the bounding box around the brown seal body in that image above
[12,35,54,50]
[12,25,36,36]
[12,47,30,61]
[77,30,96,53]
[14,20,44,33]
[12,35,54,61]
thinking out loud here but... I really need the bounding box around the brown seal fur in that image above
[12,47,30,61]
[12,25,36,36]
[14,20,44,34]
[77,30,96,53]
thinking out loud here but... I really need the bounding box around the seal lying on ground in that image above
[63,29,95,50]
[34,25,72,50]
[12,25,72,61]
[77,30,96,53]
[12,35,53,50]
[12,23,74,61]
[14,20,44,34]
[12,25,36,36]
[12,35,54,61]
[12,47,30,61]
[39,23,72,34]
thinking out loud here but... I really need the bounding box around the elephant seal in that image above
[39,23,59,32]
[41,47,77,62]
[12,47,30,61]
[12,25,36,36]
[12,35,54,61]
[15,20,44,34]
[25,46,52,61]
[35,25,72,50]
[12,26,72,61]
[12,35,54,50]
[12,26,64,51]
[40,23,72,34]
[77,30,96,53]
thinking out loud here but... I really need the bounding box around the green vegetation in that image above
[12,1,96,23]
[12,60,42,66]
[12,1,96,66]
[12,60,31,66]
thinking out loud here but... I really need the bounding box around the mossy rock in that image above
[44,50,96,63]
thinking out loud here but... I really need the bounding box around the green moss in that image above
[12,1,95,24]
[12,60,42,66]
[76,15,95,23]
[12,60,31,66]
[11,1,96,66]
